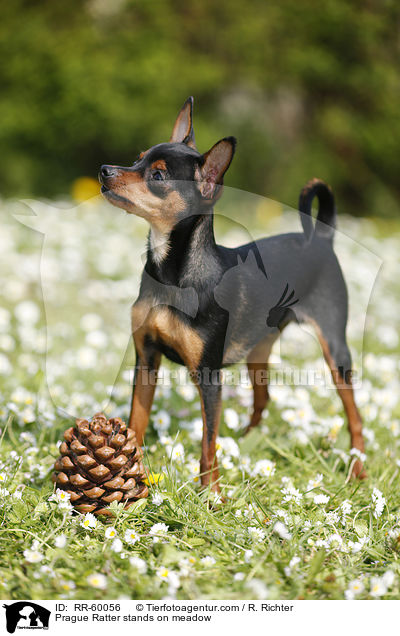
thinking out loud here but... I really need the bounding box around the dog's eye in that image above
[151,170,165,181]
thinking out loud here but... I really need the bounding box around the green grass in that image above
[0,197,399,600]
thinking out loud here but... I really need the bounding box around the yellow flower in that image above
[71,177,101,203]
[144,472,164,486]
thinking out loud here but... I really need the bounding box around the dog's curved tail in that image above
[298,178,336,244]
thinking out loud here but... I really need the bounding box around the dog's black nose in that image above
[100,165,117,178]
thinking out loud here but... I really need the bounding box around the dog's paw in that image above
[351,458,367,479]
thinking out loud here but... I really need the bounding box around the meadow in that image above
[0,191,399,600]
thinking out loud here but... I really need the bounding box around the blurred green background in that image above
[1,0,400,216]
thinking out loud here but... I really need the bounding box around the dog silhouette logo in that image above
[3,602,50,633]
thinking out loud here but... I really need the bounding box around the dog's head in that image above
[98,97,236,233]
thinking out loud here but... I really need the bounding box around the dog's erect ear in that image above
[170,97,196,149]
[198,137,236,200]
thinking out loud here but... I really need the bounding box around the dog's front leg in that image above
[196,368,222,493]
[129,347,161,446]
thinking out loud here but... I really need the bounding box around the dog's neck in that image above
[146,210,221,286]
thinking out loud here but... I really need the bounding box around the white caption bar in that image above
[1,599,397,636]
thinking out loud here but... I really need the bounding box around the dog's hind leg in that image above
[308,307,366,478]
[245,333,279,434]
[317,331,365,478]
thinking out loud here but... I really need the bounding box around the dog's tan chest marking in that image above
[131,301,203,370]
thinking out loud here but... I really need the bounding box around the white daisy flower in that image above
[186,458,200,482]
[86,330,108,348]
[341,500,352,515]
[176,384,196,402]
[281,486,303,505]
[153,410,171,433]
[348,535,369,554]
[24,548,44,563]
[313,494,330,505]
[248,526,266,542]
[105,527,118,540]
[152,492,164,506]
[325,511,340,525]
[216,437,240,458]
[252,459,276,478]
[15,300,40,324]
[187,418,203,441]
[80,313,102,331]
[54,534,67,548]
[382,570,395,587]
[327,533,343,549]
[129,556,147,574]
[238,456,251,473]
[306,474,324,492]
[156,566,180,589]
[200,556,216,567]
[345,579,364,599]
[168,442,185,463]
[371,487,386,519]
[284,555,301,577]
[111,538,123,553]
[246,578,268,599]
[124,528,140,545]
[350,447,367,462]
[221,456,234,470]
[80,512,97,530]
[87,573,107,589]
[370,576,387,598]
[224,408,240,431]
[49,488,72,509]
[273,521,292,540]
[149,522,169,543]
[59,579,76,592]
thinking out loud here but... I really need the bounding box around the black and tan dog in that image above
[99,97,365,492]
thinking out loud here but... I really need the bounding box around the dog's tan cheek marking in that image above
[149,190,187,234]
[119,178,163,217]
[110,175,187,239]
[114,169,144,186]
[132,303,203,370]
[163,190,186,219]
[110,170,145,198]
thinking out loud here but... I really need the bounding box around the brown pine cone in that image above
[52,412,148,516]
